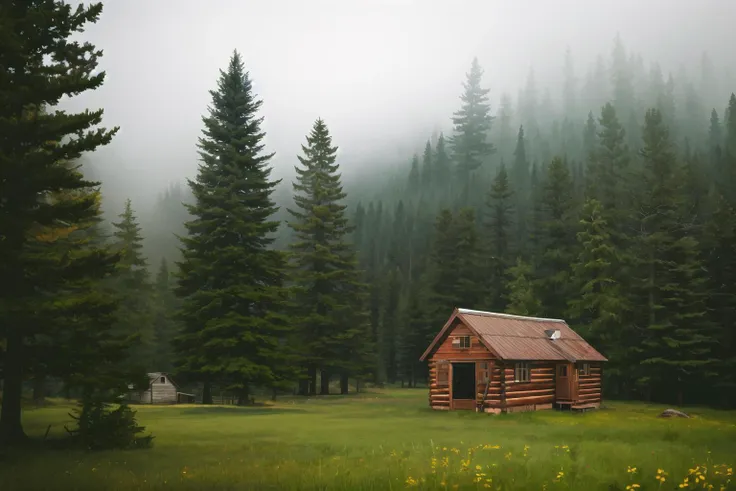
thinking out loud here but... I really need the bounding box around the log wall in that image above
[479,361,556,411]
[576,362,602,405]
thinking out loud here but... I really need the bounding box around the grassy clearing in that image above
[0,389,734,490]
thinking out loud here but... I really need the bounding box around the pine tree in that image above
[453,208,484,309]
[287,118,371,395]
[567,199,631,393]
[610,34,636,140]
[536,157,577,318]
[485,164,514,310]
[420,140,433,189]
[702,192,736,406]
[583,111,597,159]
[633,109,716,404]
[724,94,736,201]
[175,51,289,405]
[506,258,542,316]
[495,93,515,162]
[152,259,178,373]
[587,103,630,210]
[396,280,433,386]
[0,2,119,443]
[407,154,420,193]
[434,134,452,198]
[426,210,459,319]
[110,199,154,370]
[451,57,495,185]
[511,126,530,250]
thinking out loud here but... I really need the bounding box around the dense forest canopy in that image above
[2,0,736,448]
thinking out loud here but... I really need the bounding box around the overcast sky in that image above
[67,0,735,210]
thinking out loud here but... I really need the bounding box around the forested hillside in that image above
[122,35,736,407]
[338,39,736,407]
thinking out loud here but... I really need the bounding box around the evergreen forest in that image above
[2,0,736,449]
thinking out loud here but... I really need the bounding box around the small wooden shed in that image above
[420,308,607,413]
[128,372,179,404]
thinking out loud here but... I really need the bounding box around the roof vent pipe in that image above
[545,329,561,340]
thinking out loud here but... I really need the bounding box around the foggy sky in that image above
[65,0,735,211]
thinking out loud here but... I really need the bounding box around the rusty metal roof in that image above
[419,308,608,362]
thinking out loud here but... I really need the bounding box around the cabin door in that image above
[555,363,573,401]
[451,362,476,410]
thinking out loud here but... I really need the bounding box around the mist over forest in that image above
[68,0,735,263]
[4,0,736,459]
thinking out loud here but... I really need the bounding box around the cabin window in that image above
[160,376,166,384]
[514,362,530,383]
[558,365,568,377]
[457,336,470,348]
[578,363,590,376]
[437,362,449,387]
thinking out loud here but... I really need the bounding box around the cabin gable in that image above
[430,321,495,361]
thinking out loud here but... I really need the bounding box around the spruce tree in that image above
[0,1,119,443]
[511,126,530,249]
[702,192,736,406]
[420,140,433,189]
[152,259,178,373]
[587,103,630,210]
[110,199,153,370]
[536,157,577,319]
[567,199,631,392]
[495,93,515,162]
[287,118,371,395]
[453,208,484,309]
[485,164,514,310]
[506,258,542,316]
[583,111,597,159]
[434,134,452,198]
[633,109,716,404]
[426,210,459,320]
[451,57,495,186]
[175,51,289,405]
[407,154,420,193]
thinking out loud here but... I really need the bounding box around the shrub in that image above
[65,394,154,450]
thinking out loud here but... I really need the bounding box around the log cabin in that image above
[420,308,607,413]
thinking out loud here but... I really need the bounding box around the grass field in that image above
[0,389,734,490]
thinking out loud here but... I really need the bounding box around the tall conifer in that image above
[174,51,289,405]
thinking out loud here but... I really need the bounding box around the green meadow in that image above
[0,389,734,490]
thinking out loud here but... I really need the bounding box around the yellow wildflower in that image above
[405,476,418,487]
[627,466,638,474]
[476,465,482,471]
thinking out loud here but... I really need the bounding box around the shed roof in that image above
[420,308,608,363]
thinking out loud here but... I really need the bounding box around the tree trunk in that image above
[0,330,27,444]
[677,388,683,407]
[271,388,277,401]
[308,365,317,396]
[237,385,250,406]
[356,379,361,393]
[340,373,349,394]
[320,369,330,395]
[32,374,46,407]
[298,377,309,396]
[202,380,213,404]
